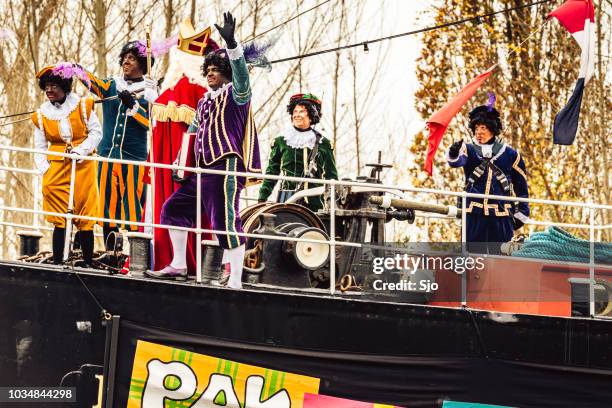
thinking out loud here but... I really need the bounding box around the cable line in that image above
[246,0,333,42]
[270,0,553,64]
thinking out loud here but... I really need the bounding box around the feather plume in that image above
[135,34,179,58]
[486,91,496,112]
[52,62,90,87]
[151,34,179,57]
[243,30,282,72]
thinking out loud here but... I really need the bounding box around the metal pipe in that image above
[63,158,77,261]
[0,204,362,248]
[196,172,202,284]
[589,205,595,317]
[329,183,336,295]
[33,172,40,229]
[0,144,609,210]
[0,221,52,231]
[461,194,467,307]
[0,166,38,175]
[369,196,461,217]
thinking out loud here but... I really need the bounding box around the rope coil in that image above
[512,226,612,264]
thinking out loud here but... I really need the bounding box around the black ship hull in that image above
[1,261,611,407]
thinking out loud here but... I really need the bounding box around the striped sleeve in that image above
[131,103,150,129]
[81,70,112,98]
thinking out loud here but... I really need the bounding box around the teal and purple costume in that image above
[160,45,260,249]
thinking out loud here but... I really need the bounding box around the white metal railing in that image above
[0,144,610,314]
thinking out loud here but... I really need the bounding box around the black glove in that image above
[449,140,463,158]
[513,218,525,231]
[214,11,237,49]
[118,90,136,109]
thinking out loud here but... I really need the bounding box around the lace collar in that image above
[115,76,145,93]
[283,126,317,149]
[203,82,232,101]
[40,93,80,121]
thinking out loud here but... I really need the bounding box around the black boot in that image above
[73,231,81,251]
[80,230,95,266]
[103,225,119,251]
[52,227,66,264]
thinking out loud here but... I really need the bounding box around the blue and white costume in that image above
[447,102,530,248]
[448,140,530,244]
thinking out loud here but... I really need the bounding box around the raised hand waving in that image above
[214,11,237,49]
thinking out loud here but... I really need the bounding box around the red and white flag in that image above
[548,0,595,144]
[424,68,494,175]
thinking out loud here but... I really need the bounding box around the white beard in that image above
[160,46,209,92]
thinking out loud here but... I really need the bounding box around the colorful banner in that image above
[124,340,399,408]
[107,319,612,408]
[303,393,398,408]
[127,340,320,408]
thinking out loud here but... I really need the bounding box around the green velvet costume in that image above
[258,128,338,212]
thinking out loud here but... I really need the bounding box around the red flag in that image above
[424,68,494,175]
[547,0,595,35]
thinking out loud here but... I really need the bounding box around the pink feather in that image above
[52,62,90,87]
[134,34,179,58]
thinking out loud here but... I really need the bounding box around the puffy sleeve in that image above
[31,112,49,175]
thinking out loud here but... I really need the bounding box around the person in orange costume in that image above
[32,63,102,265]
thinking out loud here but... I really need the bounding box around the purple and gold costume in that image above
[160,45,260,249]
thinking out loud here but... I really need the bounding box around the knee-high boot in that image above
[79,230,95,265]
[52,227,66,264]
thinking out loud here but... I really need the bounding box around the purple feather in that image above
[135,41,147,57]
[243,31,282,71]
[52,62,90,87]
[486,92,496,111]
[243,42,268,62]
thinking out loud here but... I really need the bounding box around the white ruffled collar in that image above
[283,126,317,149]
[475,140,494,158]
[474,139,506,160]
[40,93,80,121]
[115,76,146,93]
[204,82,232,101]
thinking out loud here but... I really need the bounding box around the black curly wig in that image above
[287,100,321,125]
[38,72,73,93]
[119,41,154,75]
[468,105,502,136]
[202,50,232,81]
